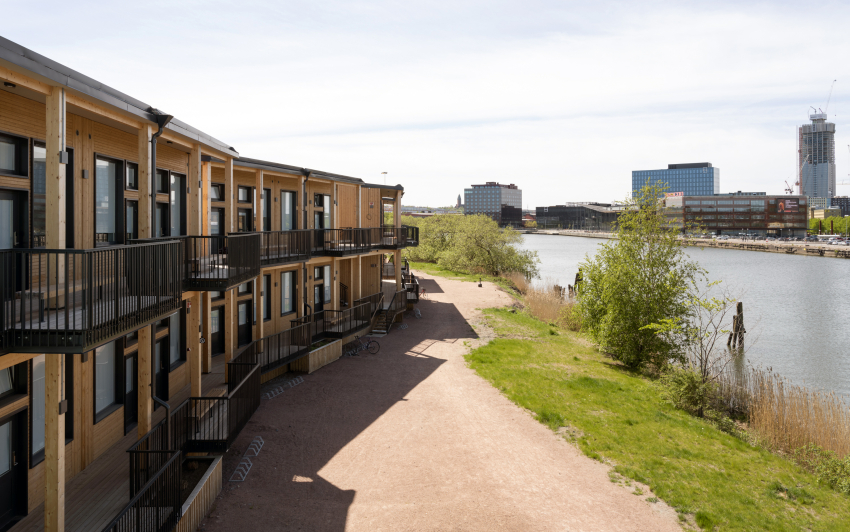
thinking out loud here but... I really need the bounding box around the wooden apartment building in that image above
[0,36,419,532]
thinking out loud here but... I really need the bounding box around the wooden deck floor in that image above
[11,358,227,532]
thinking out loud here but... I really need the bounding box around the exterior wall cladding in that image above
[463,182,522,226]
[632,162,719,197]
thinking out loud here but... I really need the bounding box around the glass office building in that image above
[463,182,522,226]
[632,162,719,197]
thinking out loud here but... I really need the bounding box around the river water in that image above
[520,233,850,397]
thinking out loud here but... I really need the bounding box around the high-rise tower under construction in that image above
[798,112,836,198]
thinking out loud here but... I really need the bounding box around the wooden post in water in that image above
[727,302,745,348]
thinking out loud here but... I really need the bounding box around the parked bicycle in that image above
[343,335,380,357]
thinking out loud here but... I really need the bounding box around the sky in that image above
[3,0,850,208]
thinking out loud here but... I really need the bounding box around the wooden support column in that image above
[187,293,202,397]
[201,161,211,235]
[224,289,235,363]
[300,176,306,230]
[225,158,235,233]
[255,277,264,341]
[138,126,153,238]
[255,170,263,231]
[394,250,402,286]
[45,87,66,250]
[201,291,212,373]
[357,185,361,228]
[355,256,362,300]
[189,144,202,235]
[347,258,355,306]
[45,354,66,532]
[138,325,153,438]
[333,258,341,311]
[394,190,401,227]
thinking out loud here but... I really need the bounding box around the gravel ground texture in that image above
[201,272,681,532]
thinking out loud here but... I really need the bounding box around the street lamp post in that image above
[382,171,387,186]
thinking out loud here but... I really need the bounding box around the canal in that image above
[520,233,850,397]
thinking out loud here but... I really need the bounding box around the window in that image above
[32,141,46,246]
[168,311,184,367]
[238,186,251,203]
[324,195,331,229]
[126,200,138,241]
[210,183,224,201]
[313,194,323,208]
[155,202,168,238]
[30,355,74,462]
[95,156,122,245]
[0,368,13,400]
[156,169,169,194]
[263,188,271,231]
[94,342,120,421]
[170,172,186,236]
[126,162,138,190]
[324,265,331,303]
[281,191,296,230]
[263,275,271,321]
[210,207,224,236]
[0,132,27,177]
[281,270,296,314]
[314,266,323,280]
[210,291,223,301]
[238,282,251,295]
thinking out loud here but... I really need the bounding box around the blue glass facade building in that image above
[632,162,719,197]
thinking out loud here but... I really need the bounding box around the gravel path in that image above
[202,272,681,531]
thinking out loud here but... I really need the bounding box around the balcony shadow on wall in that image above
[202,298,477,532]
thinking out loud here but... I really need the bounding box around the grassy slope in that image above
[465,308,849,532]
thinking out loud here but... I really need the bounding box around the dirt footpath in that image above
[202,273,681,532]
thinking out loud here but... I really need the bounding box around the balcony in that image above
[319,228,382,256]
[0,241,182,354]
[257,230,312,266]
[129,234,261,292]
[379,225,419,249]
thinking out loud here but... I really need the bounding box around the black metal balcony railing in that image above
[102,450,182,532]
[257,230,311,266]
[237,321,312,375]
[321,227,382,256]
[0,241,181,354]
[354,292,384,319]
[323,302,371,339]
[186,234,260,291]
[379,225,408,249]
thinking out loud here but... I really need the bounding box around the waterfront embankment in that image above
[527,230,850,259]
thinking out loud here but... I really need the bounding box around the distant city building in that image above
[798,112,836,198]
[456,194,463,208]
[725,191,766,196]
[665,193,807,237]
[536,203,618,231]
[831,196,850,216]
[632,162,719,197]
[807,197,830,212]
[812,208,842,219]
[401,205,463,215]
[463,182,522,227]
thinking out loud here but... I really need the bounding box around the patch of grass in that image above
[409,261,517,292]
[464,308,850,531]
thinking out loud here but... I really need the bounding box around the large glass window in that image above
[95,157,120,244]
[323,195,331,229]
[0,368,12,399]
[95,342,118,417]
[32,142,46,246]
[238,186,251,203]
[210,208,224,235]
[281,191,296,230]
[170,172,186,236]
[156,169,169,194]
[263,275,271,321]
[210,183,223,201]
[169,312,181,366]
[263,188,271,231]
[323,265,331,303]
[281,270,295,314]
[126,162,138,190]
[0,133,27,177]
[31,355,45,456]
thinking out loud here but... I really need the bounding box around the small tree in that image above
[576,182,704,370]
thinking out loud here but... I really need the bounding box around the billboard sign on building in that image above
[777,199,799,213]
[665,191,684,198]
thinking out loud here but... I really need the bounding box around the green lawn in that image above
[465,308,850,531]
[408,261,516,292]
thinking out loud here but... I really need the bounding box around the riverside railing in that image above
[0,241,181,354]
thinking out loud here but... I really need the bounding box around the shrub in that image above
[659,366,717,418]
[793,444,850,495]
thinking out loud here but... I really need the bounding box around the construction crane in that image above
[784,180,794,194]
[825,80,837,114]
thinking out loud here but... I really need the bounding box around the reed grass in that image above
[505,273,582,331]
[716,367,850,459]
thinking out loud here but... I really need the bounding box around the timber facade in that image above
[0,36,419,532]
